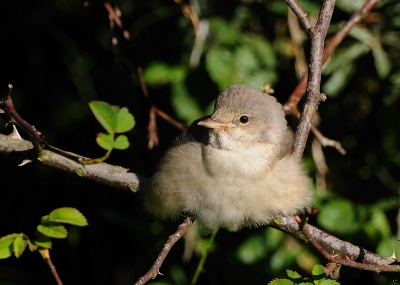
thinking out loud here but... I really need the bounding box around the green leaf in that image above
[317,198,359,235]
[371,44,391,78]
[34,231,52,249]
[0,233,20,241]
[268,279,295,285]
[0,238,14,259]
[319,280,340,285]
[312,265,326,285]
[116,107,135,133]
[47,207,88,227]
[171,81,205,123]
[208,17,240,45]
[236,235,267,264]
[96,133,114,151]
[287,270,301,279]
[143,62,187,85]
[113,135,130,150]
[13,235,28,258]
[27,239,38,252]
[89,101,118,133]
[206,46,235,89]
[37,222,68,239]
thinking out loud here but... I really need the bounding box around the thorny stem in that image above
[302,225,400,274]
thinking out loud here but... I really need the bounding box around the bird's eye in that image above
[239,116,249,124]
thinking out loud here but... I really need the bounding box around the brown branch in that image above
[302,224,400,274]
[292,0,335,161]
[134,217,194,285]
[269,217,399,272]
[283,0,379,115]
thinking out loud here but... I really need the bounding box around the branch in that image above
[292,0,335,160]
[0,133,143,194]
[284,0,379,115]
[269,217,400,275]
[134,217,194,285]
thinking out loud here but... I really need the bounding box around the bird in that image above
[142,84,313,233]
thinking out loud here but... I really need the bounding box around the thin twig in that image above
[43,249,63,285]
[292,0,335,161]
[135,217,194,285]
[284,0,313,37]
[284,0,379,115]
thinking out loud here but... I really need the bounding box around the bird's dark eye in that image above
[239,116,249,124]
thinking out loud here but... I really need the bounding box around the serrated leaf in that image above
[47,207,88,227]
[116,107,135,133]
[320,280,340,285]
[13,235,28,258]
[312,265,326,285]
[89,101,118,133]
[287,269,301,279]
[0,239,14,259]
[268,279,295,285]
[37,222,68,239]
[34,231,52,249]
[96,133,114,150]
[113,135,130,150]
[0,233,20,242]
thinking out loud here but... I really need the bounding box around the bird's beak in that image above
[198,117,229,129]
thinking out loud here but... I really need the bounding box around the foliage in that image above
[0,208,87,260]
[86,101,135,163]
[269,265,340,285]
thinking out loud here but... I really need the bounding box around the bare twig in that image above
[283,0,379,115]
[43,249,63,285]
[135,217,194,285]
[292,0,335,161]
[284,0,313,37]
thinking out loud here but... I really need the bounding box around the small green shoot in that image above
[81,101,135,164]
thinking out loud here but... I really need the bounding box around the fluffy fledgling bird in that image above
[143,84,313,232]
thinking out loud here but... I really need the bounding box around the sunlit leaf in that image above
[116,107,135,133]
[47,207,88,227]
[312,265,326,285]
[96,133,114,151]
[0,238,14,259]
[89,101,118,133]
[268,279,295,285]
[286,269,301,279]
[113,135,130,150]
[13,235,28,258]
[37,222,68,239]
